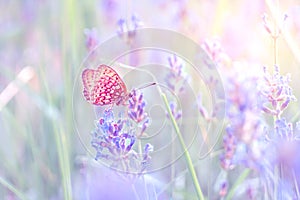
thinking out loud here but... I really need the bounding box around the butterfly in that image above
[82,64,129,106]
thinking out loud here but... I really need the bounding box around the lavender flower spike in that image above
[259,65,296,118]
[165,54,189,93]
[128,89,150,137]
[117,14,143,44]
[84,28,99,52]
[91,109,135,161]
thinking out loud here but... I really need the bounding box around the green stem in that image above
[161,92,204,200]
[0,177,29,200]
[171,129,176,199]
[225,168,251,200]
[39,65,72,200]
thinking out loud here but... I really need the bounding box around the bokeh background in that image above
[1,0,300,199]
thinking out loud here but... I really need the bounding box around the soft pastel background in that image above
[1,0,300,199]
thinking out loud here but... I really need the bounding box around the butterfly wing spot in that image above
[82,65,128,106]
[103,99,110,104]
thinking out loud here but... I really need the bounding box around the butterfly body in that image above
[82,65,128,106]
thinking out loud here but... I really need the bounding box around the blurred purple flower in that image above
[73,160,159,200]
[165,54,189,93]
[197,94,211,120]
[22,0,38,23]
[117,14,143,44]
[259,65,296,118]
[201,39,230,67]
[221,66,266,170]
[219,181,228,197]
[262,13,288,37]
[225,72,263,143]
[220,127,237,170]
[166,101,182,121]
[99,0,118,21]
[262,120,300,199]
[84,28,99,52]
[101,0,117,11]
[141,143,154,170]
[265,118,300,168]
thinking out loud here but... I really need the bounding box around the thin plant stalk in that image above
[265,0,300,65]
[171,129,176,199]
[39,66,72,200]
[161,92,204,200]
[225,168,251,200]
[0,177,29,200]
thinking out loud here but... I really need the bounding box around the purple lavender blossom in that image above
[218,65,298,198]
[128,89,148,123]
[201,39,230,67]
[128,89,150,137]
[166,101,182,120]
[163,55,186,122]
[262,117,300,199]
[220,126,237,170]
[165,54,189,94]
[91,109,135,160]
[264,118,300,167]
[84,28,99,52]
[141,143,154,171]
[101,0,117,11]
[259,65,296,118]
[219,181,228,197]
[256,65,300,199]
[197,94,210,120]
[117,14,143,44]
[225,74,263,143]
[91,109,153,174]
[220,66,266,171]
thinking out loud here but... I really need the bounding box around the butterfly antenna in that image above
[136,82,156,91]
